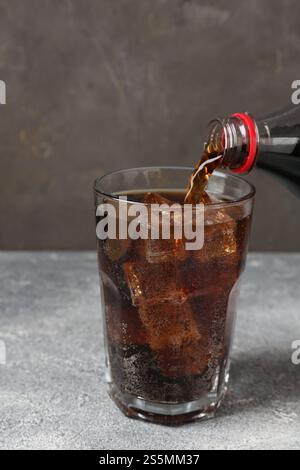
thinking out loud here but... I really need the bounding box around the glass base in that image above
[108,383,228,425]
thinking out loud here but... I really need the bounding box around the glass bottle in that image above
[207,104,300,191]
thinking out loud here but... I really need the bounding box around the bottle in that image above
[207,104,300,193]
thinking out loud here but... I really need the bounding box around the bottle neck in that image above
[207,113,259,173]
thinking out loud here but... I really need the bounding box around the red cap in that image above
[230,113,258,173]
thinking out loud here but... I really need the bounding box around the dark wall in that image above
[0,0,299,250]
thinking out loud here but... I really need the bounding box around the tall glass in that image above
[94,167,255,425]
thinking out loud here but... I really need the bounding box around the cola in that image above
[96,187,253,424]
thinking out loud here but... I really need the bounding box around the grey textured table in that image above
[0,252,300,450]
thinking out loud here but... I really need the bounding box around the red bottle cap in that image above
[230,113,258,173]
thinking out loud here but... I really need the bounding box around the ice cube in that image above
[123,260,187,306]
[178,220,239,299]
[138,301,209,377]
[105,304,148,346]
[190,291,232,366]
[190,290,231,334]
[143,192,186,263]
[203,209,244,287]
[100,259,132,302]
[179,255,217,298]
[138,301,201,349]
[205,207,237,255]
[100,270,147,346]
[185,249,239,294]
[155,339,209,377]
[104,238,131,262]
[144,237,186,264]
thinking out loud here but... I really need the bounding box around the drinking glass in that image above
[94,167,255,424]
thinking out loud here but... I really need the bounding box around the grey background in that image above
[0,0,299,250]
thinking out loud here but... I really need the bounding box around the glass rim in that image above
[93,166,256,207]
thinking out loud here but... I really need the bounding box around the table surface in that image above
[0,252,300,450]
